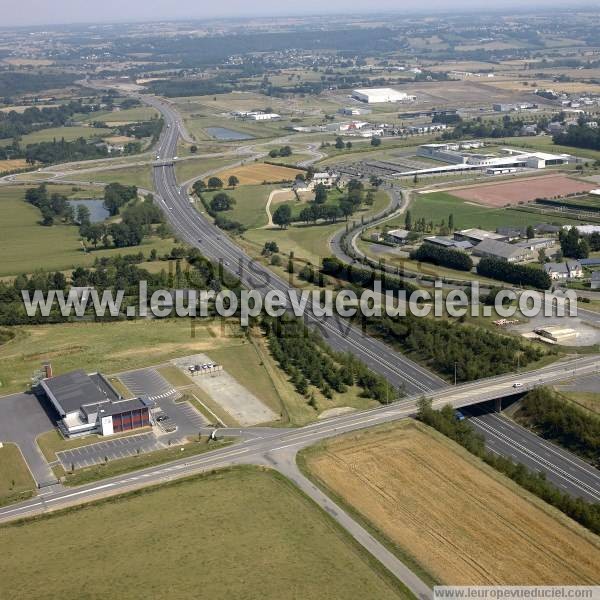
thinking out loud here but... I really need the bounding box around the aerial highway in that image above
[148,95,446,395]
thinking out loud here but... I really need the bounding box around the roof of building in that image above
[41,370,109,415]
[457,228,504,242]
[424,236,473,249]
[387,228,410,238]
[544,261,582,274]
[98,398,148,417]
[515,238,553,248]
[474,239,533,260]
[581,258,600,266]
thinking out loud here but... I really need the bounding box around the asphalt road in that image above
[2,353,599,599]
[464,409,600,502]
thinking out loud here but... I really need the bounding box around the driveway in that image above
[0,392,57,486]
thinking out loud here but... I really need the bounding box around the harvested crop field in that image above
[217,163,302,185]
[302,421,600,585]
[0,159,29,172]
[449,175,595,207]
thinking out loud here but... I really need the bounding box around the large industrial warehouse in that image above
[40,370,152,437]
[352,87,415,104]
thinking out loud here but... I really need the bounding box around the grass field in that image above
[391,191,588,232]
[0,467,408,600]
[18,125,114,146]
[0,185,176,276]
[0,319,249,395]
[174,156,239,184]
[0,443,36,507]
[201,184,281,229]
[81,107,159,124]
[243,189,390,265]
[301,421,600,586]
[553,388,600,415]
[81,164,155,190]
[215,163,302,186]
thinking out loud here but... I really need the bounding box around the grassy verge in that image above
[0,443,37,507]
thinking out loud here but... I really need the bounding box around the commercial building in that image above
[40,370,152,438]
[405,144,574,178]
[352,88,415,104]
[472,239,535,263]
[454,228,505,245]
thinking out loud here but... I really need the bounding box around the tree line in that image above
[515,387,600,467]
[477,257,552,289]
[262,315,398,405]
[363,314,543,382]
[0,246,238,326]
[410,244,473,272]
[417,399,600,535]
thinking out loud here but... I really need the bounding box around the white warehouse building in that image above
[352,88,415,104]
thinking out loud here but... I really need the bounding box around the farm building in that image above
[472,239,535,263]
[40,370,152,438]
[352,88,415,104]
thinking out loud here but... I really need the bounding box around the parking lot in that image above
[118,368,180,402]
[56,432,174,471]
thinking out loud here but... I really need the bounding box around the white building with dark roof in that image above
[40,370,152,437]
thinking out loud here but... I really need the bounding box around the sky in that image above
[1,0,595,27]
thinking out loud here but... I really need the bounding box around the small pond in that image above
[68,199,110,223]
[205,126,254,141]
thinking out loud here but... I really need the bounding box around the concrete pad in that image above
[170,354,278,426]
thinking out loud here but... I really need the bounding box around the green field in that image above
[244,189,390,265]
[0,319,248,395]
[174,156,239,184]
[81,107,159,123]
[0,443,36,507]
[391,191,588,232]
[0,467,407,600]
[18,126,114,146]
[202,184,280,229]
[0,185,177,276]
[82,164,155,190]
